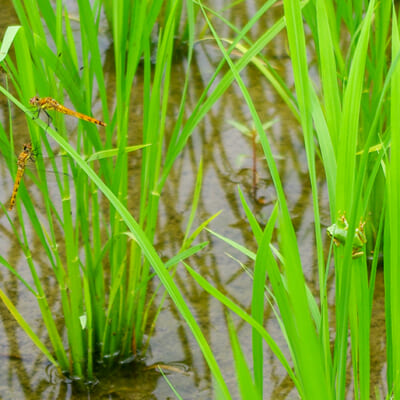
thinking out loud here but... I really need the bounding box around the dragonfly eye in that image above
[29,96,39,106]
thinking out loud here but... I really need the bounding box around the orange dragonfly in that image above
[8,143,35,211]
[29,96,107,127]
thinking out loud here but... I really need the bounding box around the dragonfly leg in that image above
[44,110,53,128]
[32,108,55,130]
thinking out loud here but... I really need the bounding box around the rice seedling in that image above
[181,0,395,398]
[0,1,236,392]
[1,0,397,398]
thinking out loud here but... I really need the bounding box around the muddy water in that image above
[0,1,386,399]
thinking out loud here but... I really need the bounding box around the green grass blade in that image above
[206,228,256,261]
[226,312,261,400]
[237,186,263,243]
[0,25,22,62]
[386,9,400,396]
[183,158,204,246]
[0,289,58,367]
[316,0,341,154]
[336,1,375,211]
[0,255,36,295]
[332,3,375,397]
[86,144,151,162]
[185,263,299,389]
[251,204,278,394]
[158,368,184,400]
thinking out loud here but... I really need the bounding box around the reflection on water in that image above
[0,0,386,399]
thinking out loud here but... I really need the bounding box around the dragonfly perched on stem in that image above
[29,96,107,127]
[8,142,35,211]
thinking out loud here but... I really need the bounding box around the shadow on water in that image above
[0,0,387,398]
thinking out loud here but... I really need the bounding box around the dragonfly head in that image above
[29,96,40,106]
[23,143,33,152]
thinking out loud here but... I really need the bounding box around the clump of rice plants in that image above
[0,0,227,391]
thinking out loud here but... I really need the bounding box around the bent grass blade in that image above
[0,288,58,367]
[8,143,35,211]
[85,144,151,162]
[29,96,107,127]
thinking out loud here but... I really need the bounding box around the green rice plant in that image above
[188,1,332,397]
[225,310,260,399]
[183,0,394,398]
[384,10,400,398]
[1,0,394,397]
[0,0,240,391]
